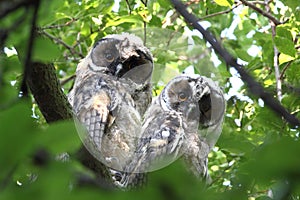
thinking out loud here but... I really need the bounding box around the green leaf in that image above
[285,0,299,11]
[0,101,36,180]
[276,26,293,41]
[235,49,252,62]
[279,53,295,65]
[106,15,143,27]
[218,132,256,154]
[80,21,90,36]
[214,0,232,7]
[243,137,300,181]
[32,37,61,62]
[274,36,296,57]
[37,120,81,154]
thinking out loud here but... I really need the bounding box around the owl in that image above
[116,74,225,188]
[68,33,153,185]
[69,33,153,115]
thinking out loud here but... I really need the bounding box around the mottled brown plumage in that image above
[116,74,225,188]
[68,33,153,186]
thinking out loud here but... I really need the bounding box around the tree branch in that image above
[27,62,73,122]
[39,29,84,59]
[26,61,113,188]
[40,18,78,30]
[125,0,132,14]
[239,0,282,26]
[279,61,292,80]
[198,2,242,21]
[170,0,300,127]
[265,0,282,101]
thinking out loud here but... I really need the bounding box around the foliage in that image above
[1,0,300,199]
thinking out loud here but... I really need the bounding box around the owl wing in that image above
[72,72,117,153]
[72,72,142,171]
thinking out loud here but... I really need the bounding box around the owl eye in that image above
[178,92,187,101]
[105,52,115,62]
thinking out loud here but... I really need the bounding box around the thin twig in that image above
[76,32,82,56]
[60,74,76,86]
[199,2,242,21]
[284,83,300,95]
[40,30,84,58]
[140,0,147,6]
[40,18,78,30]
[141,0,148,45]
[125,0,132,14]
[143,21,147,46]
[279,61,292,80]
[239,0,281,25]
[265,0,282,101]
[171,0,300,127]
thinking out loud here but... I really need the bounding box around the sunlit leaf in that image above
[214,0,232,7]
[278,53,295,65]
[106,15,143,27]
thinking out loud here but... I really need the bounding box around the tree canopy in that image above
[1,0,300,199]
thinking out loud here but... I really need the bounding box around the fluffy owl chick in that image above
[117,74,217,188]
[68,33,153,185]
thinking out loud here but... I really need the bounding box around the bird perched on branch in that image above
[116,74,225,188]
[68,33,153,186]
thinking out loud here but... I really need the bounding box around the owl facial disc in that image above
[90,33,153,84]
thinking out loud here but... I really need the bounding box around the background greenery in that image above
[1,0,300,199]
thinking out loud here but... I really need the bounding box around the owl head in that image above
[160,74,225,130]
[86,33,153,84]
[160,74,206,112]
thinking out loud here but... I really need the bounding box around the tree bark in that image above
[26,62,113,189]
[27,62,73,123]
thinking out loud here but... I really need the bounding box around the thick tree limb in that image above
[27,62,73,122]
[27,62,113,189]
[170,0,300,127]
